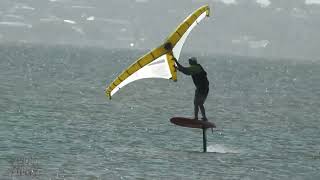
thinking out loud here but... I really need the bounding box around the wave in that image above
[0,21,32,28]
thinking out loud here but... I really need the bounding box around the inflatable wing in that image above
[105,5,210,98]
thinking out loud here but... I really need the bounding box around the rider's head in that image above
[164,42,173,51]
[188,57,198,65]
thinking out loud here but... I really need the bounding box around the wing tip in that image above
[105,89,112,100]
[207,5,211,17]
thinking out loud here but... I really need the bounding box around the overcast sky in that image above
[0,0,319,60]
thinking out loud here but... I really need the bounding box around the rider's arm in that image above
[173,57,201,75]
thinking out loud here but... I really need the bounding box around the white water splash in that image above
[64,19,76,24]
[71,6,95,9]
[40,15,60,22]
[256,0,271,8]
[207,144,241,153]
[305,0,320,5]
[71,26,85,34]
[86,16,95,21]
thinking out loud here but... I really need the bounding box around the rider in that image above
[164,42,209,121]
[173,56,209,121]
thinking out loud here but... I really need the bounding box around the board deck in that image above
[170,117,216,129]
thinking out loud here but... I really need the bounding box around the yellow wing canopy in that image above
[105,5,210,98]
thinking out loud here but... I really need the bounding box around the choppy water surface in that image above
[0,44,320,179]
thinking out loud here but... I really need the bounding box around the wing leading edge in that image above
[105,5,210,98]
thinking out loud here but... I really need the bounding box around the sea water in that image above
[0,44,320,179]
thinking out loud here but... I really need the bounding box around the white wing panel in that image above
[173,12,208,60]
[110,54,171,96]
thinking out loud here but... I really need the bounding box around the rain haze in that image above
[0,0,319,60]
[2,1,320,179]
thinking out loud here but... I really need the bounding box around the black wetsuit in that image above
[175,60,209,120]
[175,62,209,104]
[191,65,209,96]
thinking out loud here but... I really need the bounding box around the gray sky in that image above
[0,0,319,60]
